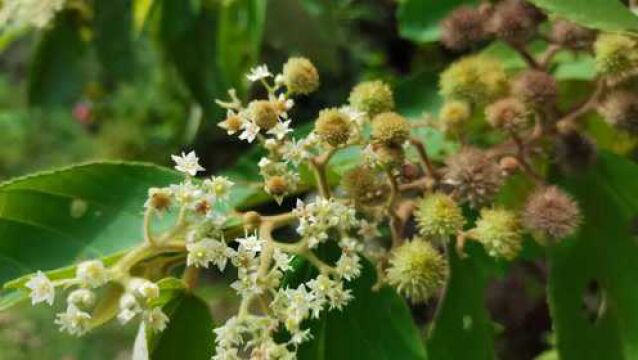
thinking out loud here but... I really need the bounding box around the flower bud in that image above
[594,33,638,77]
[499,156,520,175]
[416,192,465,238]
[440,6,489,51]
[386,239,448,303]
[282,57,319,95]
[523,186,582,240]
[597,90,638,135]
[315,108,352,147]
[76,260,109,288]
[551,20,596,50]
[485,97,529,132]
[243,211,261,231]
[248,100,279,130]
[67,289,96,308]
[439,100,471,136]
[341,166,388,206]
[487,0,539,46]
[371,112,410,147]
[443,147,504,208]
[348,80,395,117]
[512,70,558,108]
[439,55,508,106]
[218,112,244,135]
[470,208,522,260]
[553,132,597,174]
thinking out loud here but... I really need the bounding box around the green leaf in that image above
[0,162,181,285]
[549,151,638,359]
[28,11,87,107]
[397,0,478,43]
[146,280,215,360]
[426,243,497,360]
[527,0,638,33]
[134,0,156,33]
[216,0,266,93]
[285,255,427,359]
[93,0,137,84]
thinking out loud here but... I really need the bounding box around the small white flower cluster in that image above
[25,259,111,336]
[294,197,358,248]
[118,279,168,333]
[0,0,66,30]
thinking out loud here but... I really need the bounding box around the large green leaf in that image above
[286,257,427,359]
[549,151,638,360]
[396,0,478,43]
[93,0,137,84]
[426,243,497,360]
[528,0,638,33]
[0,162,181,284]
[28,11,87,107]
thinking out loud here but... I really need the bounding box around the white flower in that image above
[358,220,381,241]
[213,347,240,360]
[25,271,55,306]
[186,238,233,271]
[171,151,205,176]
[205,176,234,200]
[144,307,169,333]
[282,138,310,165]
[236,233,264,253]
[76,260,109,288]
[231,247,260,272]
[267,120,293,140]
[335,253,361,281]
[67,289,95,308]
[272,94,294,119]
[341,106,366,127]
[289,328,312,346]
[273,249,293,272]
[239,121,260,143]
[326,282,352,310]
[218,110,242,135]
[144,187,173,211]
[284,285,315,325]
[230,270,262,297]
[132,280,160,302]
[214,316,246,348]
[55,305,91,336]
[117,293,141,324]
[246,65,272,82]
[169,181,202,205]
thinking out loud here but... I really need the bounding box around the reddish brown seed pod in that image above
[512,70,558,108]
[487,0,539,46]
[551,20,596,50]
[598,90,638,135]
[523,186,582,240]
[440,6,489,51]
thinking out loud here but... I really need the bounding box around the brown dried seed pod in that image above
[443,147,504,208]
[485,97,529,132]
[551,20,596,50]
[598,90,638,135]
[512,70,558,107]
[440,6,489,51]
[341,166,388,206]
[249,100,279,130]
[523,186,582,240]
[487,0,538,46]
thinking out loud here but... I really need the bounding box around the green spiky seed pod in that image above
[349,80,395,117]
[341,166,388,206]
[439,100,471,136]
[523,186,581,241]
[282,57,320,95]
[416,192,465,239]
[485,97,529,132]
[440,6,489,51]
[598,90,638,135]
[315,108,352,147]
[470,208,522,260]
[512,70,557,108]
[386,239,448,303]
[551,20,596,50]
[439,55,508,106]
[371,112,411,147]
[249,100,279,130]
[594,33,638,77]
[443,147,504,208]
